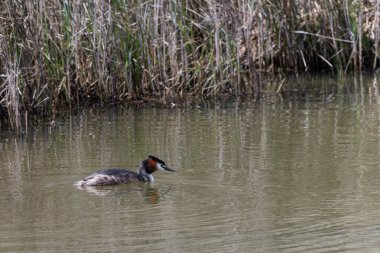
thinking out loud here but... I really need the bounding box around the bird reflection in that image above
[75,183,160,204]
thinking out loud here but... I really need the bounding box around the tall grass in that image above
[0,0,379,131]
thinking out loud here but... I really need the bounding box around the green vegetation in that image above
[0,0,379,131]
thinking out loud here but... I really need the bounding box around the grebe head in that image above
[146,155,175,173]
[138,156,175,181]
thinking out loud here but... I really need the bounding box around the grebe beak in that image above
[157,162,175,172]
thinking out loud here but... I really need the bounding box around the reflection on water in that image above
[76,183,161,204]
[1,76,380,252]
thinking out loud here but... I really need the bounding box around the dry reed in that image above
[0,0,379,132]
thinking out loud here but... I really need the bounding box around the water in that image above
[2,78,380,252]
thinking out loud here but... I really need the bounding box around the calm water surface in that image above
[2,78,380,252]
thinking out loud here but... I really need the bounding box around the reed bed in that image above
[0,0,379,131]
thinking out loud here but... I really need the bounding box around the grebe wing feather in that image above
[81,168,140,186]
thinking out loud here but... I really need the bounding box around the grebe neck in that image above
[137,161,155,182]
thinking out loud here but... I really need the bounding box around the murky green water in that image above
[2,77,380,252]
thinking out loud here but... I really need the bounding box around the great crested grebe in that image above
[76,155,175,187]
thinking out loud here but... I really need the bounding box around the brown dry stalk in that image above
[0,0,379,131]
